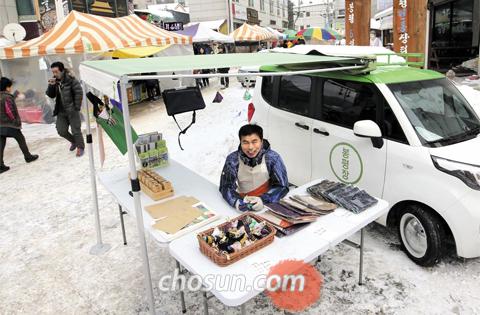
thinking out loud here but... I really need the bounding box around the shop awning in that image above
[0,11,191,59]
[79,52,361,100]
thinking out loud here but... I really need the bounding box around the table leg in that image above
[118,204,127,245]
[202,292,209,315]
[240,304,246,315]
[359,228,364,285]
[176,261,187,313]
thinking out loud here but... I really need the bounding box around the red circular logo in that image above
[266,259,323,312]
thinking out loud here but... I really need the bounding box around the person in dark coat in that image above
[0,77,38,174]
[219,124,288,211]
[46,61,85,157]
[199,47,210,87]
[217,45,230,88]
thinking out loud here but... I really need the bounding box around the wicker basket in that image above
[197,212,276,267]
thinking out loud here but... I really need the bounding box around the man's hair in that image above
[0,77,13,92]
[239,124,263,140]
[50,61,65,72]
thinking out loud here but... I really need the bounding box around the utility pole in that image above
[288,0,294,29]
[226,0,233,33]
[55,0,65,22]
[294,0,302,26]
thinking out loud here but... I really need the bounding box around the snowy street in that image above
[1,79,480,314]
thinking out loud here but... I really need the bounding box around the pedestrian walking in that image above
[45,62,85,157]
[0,77,39,174]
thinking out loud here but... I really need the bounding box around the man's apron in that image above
[237,155,270,197]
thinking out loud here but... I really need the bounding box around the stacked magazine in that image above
[258,195,337,237]
[307,180,378,214]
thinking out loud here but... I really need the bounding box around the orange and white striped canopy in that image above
[0,11,191,59]
[230,23,277,42]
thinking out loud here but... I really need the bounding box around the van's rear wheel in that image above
[398,205,445,267]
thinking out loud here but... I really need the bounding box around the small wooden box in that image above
[136,170,174,201]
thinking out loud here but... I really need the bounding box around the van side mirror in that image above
[353,120,384,149]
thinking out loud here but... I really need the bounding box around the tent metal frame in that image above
[81,60,371,314]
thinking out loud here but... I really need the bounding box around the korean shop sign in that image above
[344,0,370,46]
[393,0,427,55]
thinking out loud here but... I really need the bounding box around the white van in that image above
[250,47,480,266]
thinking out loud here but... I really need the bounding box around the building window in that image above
[16,0,35,16]
[306,12,310,17]
[283,21,288,28]
[260,0,265,11]
[248,0,255,7]
[430,0,477,71]
[270,20,276,25]
[270,0,274,14]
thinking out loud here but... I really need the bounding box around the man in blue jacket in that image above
[219,124,289,211]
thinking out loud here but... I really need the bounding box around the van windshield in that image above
[388,78,480,147]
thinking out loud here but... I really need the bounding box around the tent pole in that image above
[126,63,369,81]
[119,76,156,315]
[82,81,111,256]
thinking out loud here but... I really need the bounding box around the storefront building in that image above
[428,0,479,72]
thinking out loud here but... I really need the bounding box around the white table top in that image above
[168,179,389,307]
[97,160,236,245]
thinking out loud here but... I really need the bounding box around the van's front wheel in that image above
[398,205,445,267]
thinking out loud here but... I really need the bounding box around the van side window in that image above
[277,75,311,116]
[320,79,377,128]
[261,76,274,105]
[384,104,408,144]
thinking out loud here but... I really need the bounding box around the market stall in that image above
[284,29,298,41]
[186,19,229,35]
[105,44,195,104]
[78,52,374,313]
[297,27,336,45]
[230,23,277,53]
[265,27,286,41]
[175,23,234,44]
[0,11,192,123]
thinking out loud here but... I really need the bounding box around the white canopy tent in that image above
[78,51,371,314]
[186,19,227,32]
[265,27,286,40]
[175,23,234,43]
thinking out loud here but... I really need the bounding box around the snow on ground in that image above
[1,78,480,314]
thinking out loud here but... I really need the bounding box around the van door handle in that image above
[313,128,329,136]
[295,122,309,130]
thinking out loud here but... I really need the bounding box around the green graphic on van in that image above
[329,143,363,184]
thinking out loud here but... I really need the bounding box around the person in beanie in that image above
[0,77,39,173]
[219,124,289,211]
[46,61,85,157]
